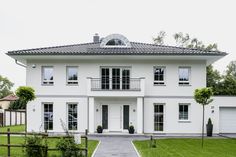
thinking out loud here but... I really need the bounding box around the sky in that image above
[0,0,235,89]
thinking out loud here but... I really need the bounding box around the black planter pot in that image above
[128,126,135,134]
[97,126,103,133]
[206,124,213,137]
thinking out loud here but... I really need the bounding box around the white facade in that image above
[9,34,236,134]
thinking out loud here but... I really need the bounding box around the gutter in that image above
[15,59,26,68]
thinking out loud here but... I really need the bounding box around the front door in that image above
[123,105,129,129]
[109,105,121,131]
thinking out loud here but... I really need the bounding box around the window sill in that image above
[41,84,54,86]
[154,84,166,86]
[179,84,191,87]
[178,120,191,123]
[66,83,79,86]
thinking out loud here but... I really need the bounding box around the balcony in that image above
[87,77,145,97]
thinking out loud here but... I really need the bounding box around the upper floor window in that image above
[179,103,190,120]
[179,67,190,85]
[67,66,78,85]
[42,66,54,85]
[154,66,165,85]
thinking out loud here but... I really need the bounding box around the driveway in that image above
[89,136,148,157]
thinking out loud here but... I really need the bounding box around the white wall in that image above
[26,59,206,97]
[27,97,88,133]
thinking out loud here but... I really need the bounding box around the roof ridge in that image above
[130,41,225,53]
[8,42,99,53]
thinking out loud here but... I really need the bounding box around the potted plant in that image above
[128,125,135,134]
[206,118,213,137]
[97,125,103,133]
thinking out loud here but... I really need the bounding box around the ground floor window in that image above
[154,104,164,131]
[44,103,53,130]
[68,103,78,130]
[179,104,189,120]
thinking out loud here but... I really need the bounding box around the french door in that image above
[101,67,130,90]
[154,104,164,131]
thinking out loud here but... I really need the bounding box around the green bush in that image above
[56,137,83,157]
[24,135,47,157]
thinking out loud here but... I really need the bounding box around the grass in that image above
[0,125,25,133]
[133,138,236,157]
[0,135,98,157]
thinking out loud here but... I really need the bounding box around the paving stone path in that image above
[90,136,147,157]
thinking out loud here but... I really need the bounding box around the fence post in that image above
[44,130,48,157]
[7,128,10,157]
[85,129,88,157]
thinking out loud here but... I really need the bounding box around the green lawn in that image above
[133,138,236,157]
[0,125,25,133]
[0,136,98,157]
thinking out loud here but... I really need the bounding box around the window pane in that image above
[179,68,189,81]
[43,67,53,81]
[179,104,189,120]
[68,104,78,130]
[106,39,125,46]
[67,67,78,81]
[44,103,53,130]
[154,67,165,81]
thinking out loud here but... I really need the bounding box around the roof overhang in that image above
[8,54,226,66]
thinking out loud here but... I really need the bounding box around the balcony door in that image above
[101,67,130,90]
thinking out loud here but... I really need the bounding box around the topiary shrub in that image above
[128,125,135,134]
[97,125,103,133]
[206,118,213,137]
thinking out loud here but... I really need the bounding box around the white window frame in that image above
[178,103,190,121]
[66,66,78,85]
[67,102,78,131]
[43,102,53,131]
[42,66,54,85]
[153,66,166,85]
[178,67,191,85]
[153,103,165,132]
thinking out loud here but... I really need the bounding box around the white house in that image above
[7,33,236,134]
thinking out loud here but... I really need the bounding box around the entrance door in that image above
[102,105,108,129]
[109,105,121,131]
[123,105,129,129]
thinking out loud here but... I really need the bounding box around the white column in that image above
[137,97,144,134]
[88,97,95,133]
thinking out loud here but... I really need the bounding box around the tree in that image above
[10,86,35,109]
[206,65,223,95]
[194,88,213,148]
[153,31,166,45]
[0,75,14,98]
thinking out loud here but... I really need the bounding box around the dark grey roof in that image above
[7,42,227,56]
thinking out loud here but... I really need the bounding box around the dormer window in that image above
[106,39,125,46]
[100,34,132,48]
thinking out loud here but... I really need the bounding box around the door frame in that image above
[100,104,130,132]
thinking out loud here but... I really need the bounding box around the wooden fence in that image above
[0,128,88,157]
[0,109,25,126]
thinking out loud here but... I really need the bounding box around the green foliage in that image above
[16,86,36,102]
[0,75,14,98]
[24,135,47,157]
[194,88,213,106]
[56,137,82,157]
[10,86,36,109]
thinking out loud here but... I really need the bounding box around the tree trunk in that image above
[202,105,205,148]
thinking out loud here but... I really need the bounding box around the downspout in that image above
[15,60,26,68]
